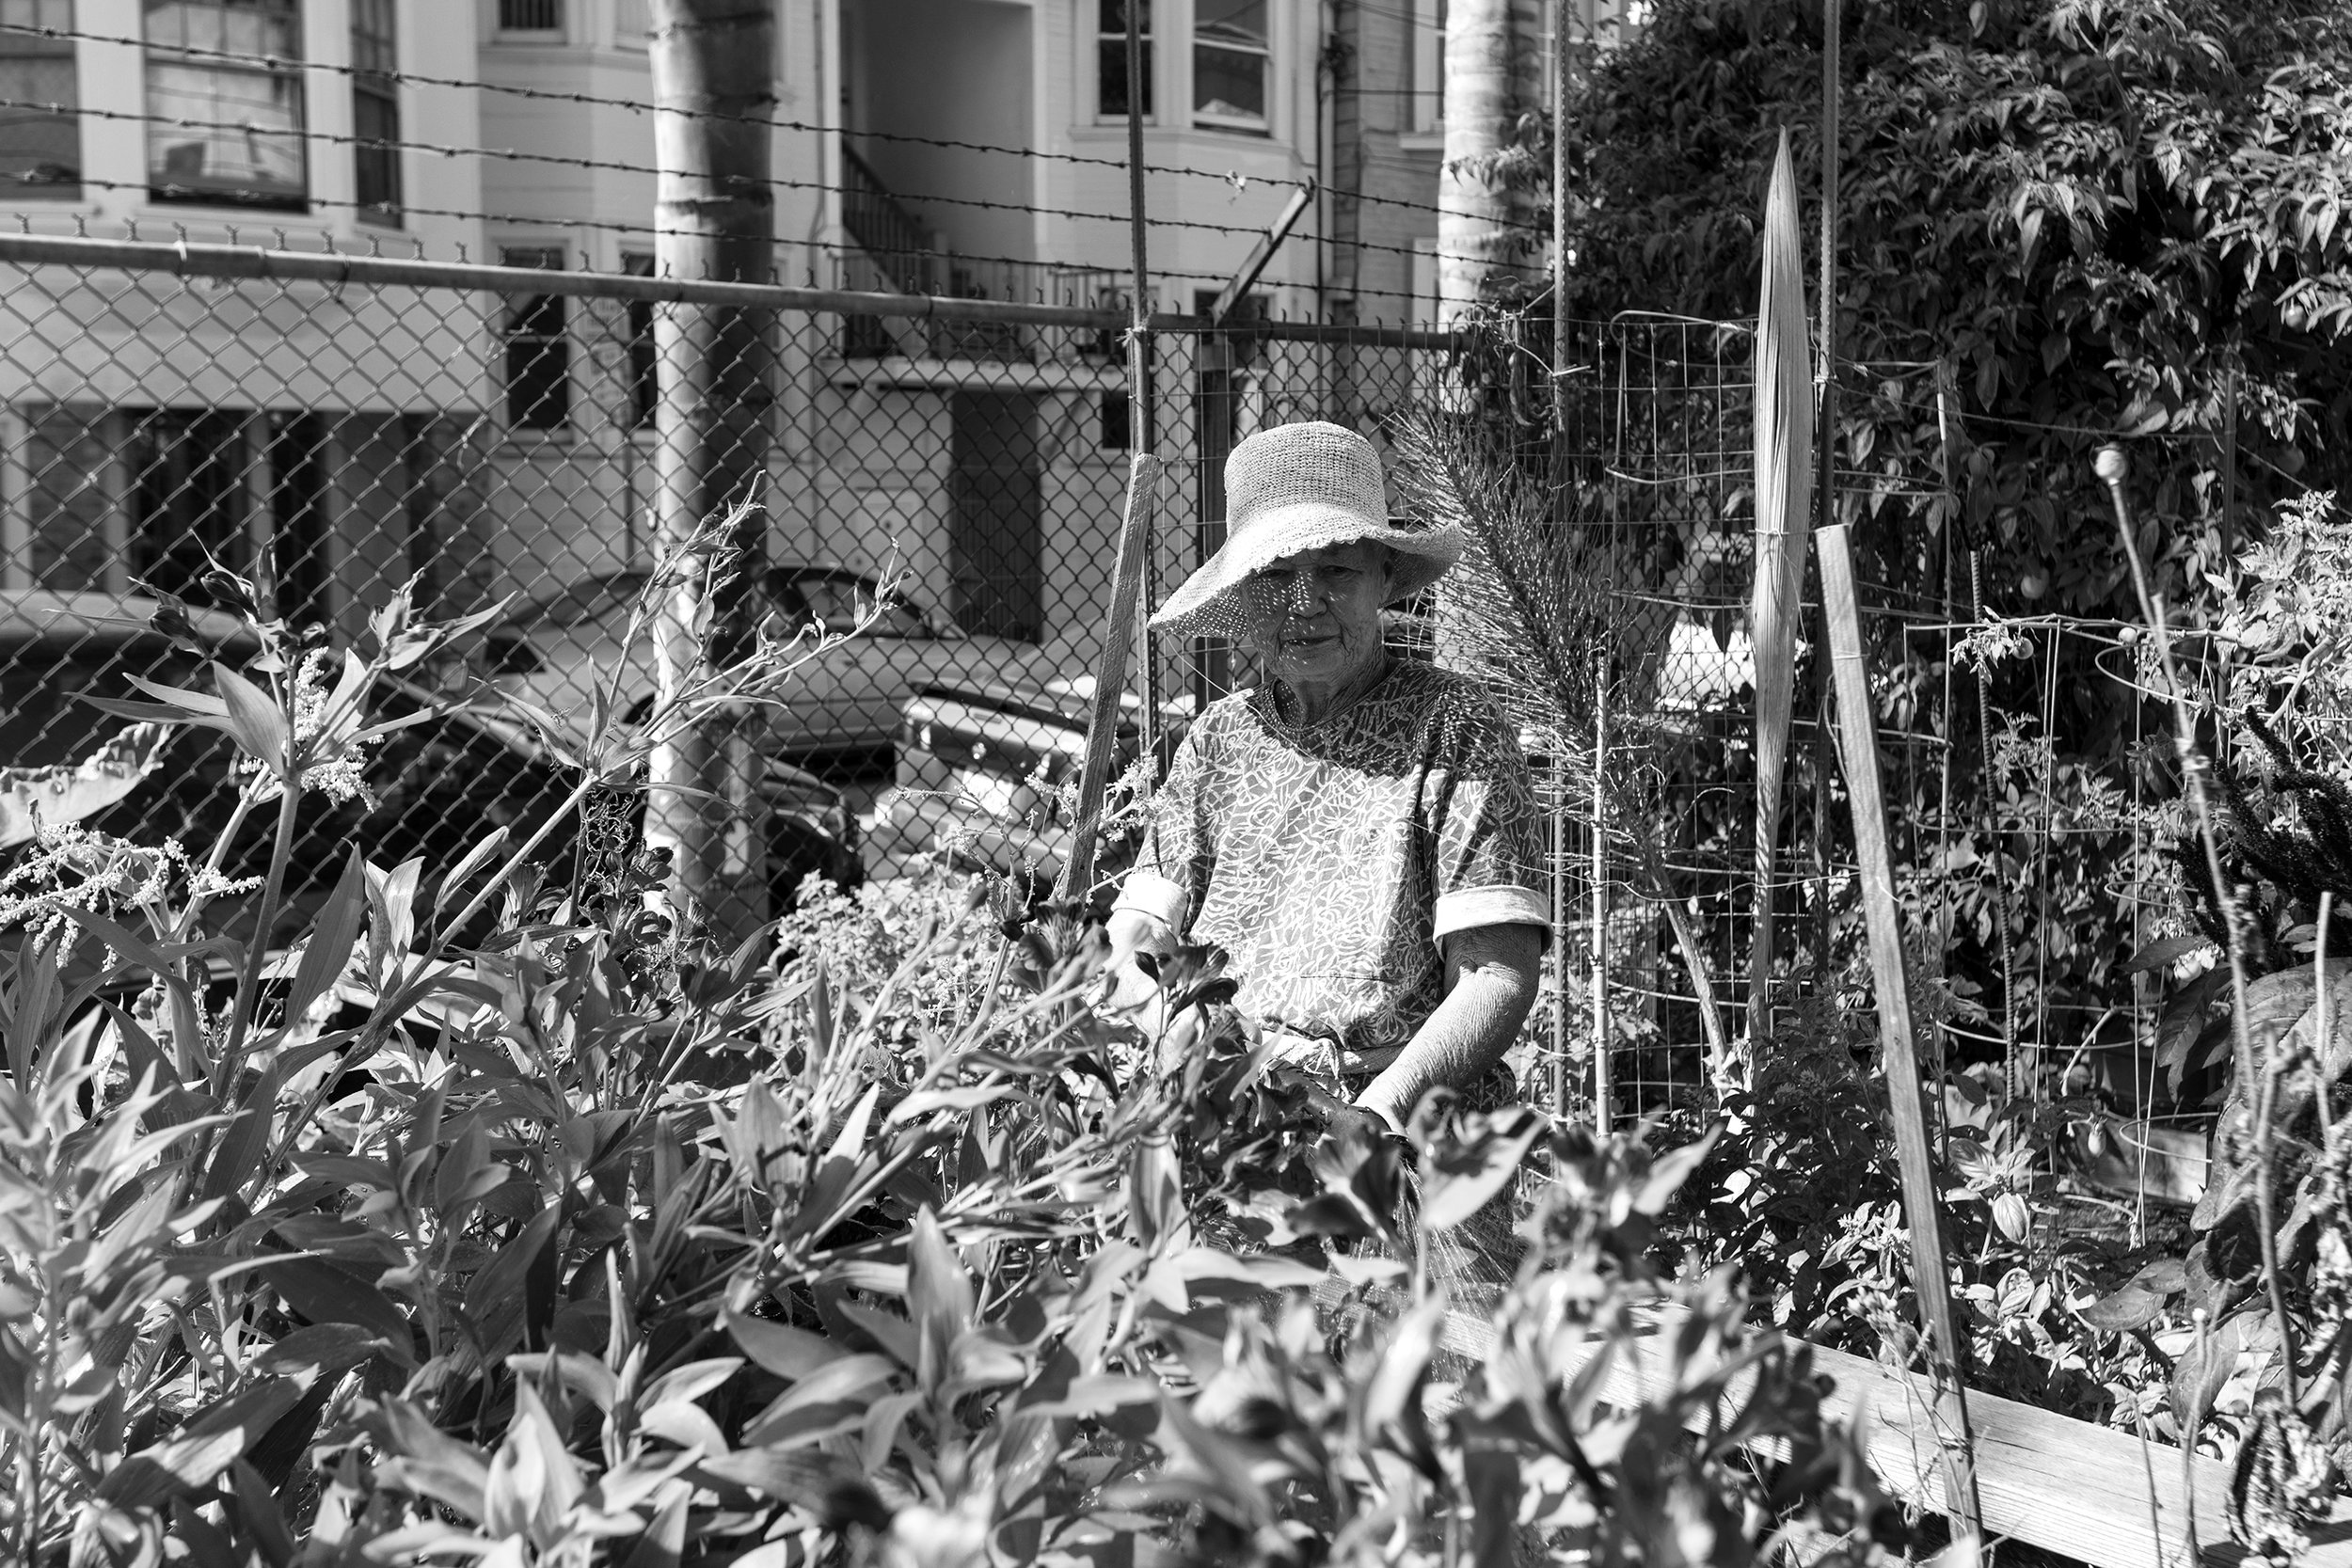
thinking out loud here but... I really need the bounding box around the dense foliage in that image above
[1545,0,2352,1065]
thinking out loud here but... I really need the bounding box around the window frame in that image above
[1189,0,1270,135]
[142,0,310,214]
[0,0,82,199]
[500,245,574,437]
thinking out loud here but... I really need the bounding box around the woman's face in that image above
[1241,540,1394,689]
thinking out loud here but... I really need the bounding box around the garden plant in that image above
[0,556,1927,1567]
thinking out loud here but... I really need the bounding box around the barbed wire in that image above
[1,175,1245,286]
[0,20,1555,240]
[0,96,1522,270]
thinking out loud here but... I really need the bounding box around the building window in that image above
[496,0,563,36]
[614,0,647,48]
[623,251,658,430]
[351,0,399,224]
[143,0,307,212]
[1409,0,1441,135]
[0,1,79,198]
[1192,0,1267,131]
[501,246,571,433]
[1096,0,1151,121]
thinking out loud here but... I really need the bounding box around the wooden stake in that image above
[1057,455,1161,904]
[1817,522,1984,1543]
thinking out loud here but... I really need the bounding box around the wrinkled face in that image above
[1241,540,1394,689]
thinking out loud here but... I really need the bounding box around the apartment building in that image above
[0,0,1451,665]
[0,0,488,635]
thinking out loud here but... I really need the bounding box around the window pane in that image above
[354,87,399,220]
[1099,40,1152,119]
[1097,0,1150,119]
[1193,44,1265,121]
[145,2,307,210]
[350,0,398,222]
[623,252,658,429]
[1193,0,1263,48]
[502,247,570,433]
[498,0,561,30]
[0,6,79,198]
[350,0,395,72]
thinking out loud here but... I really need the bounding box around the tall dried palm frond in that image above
[1390,411,1732,1076]
[1747,129,1816,1056]
[1389,412,1623,799]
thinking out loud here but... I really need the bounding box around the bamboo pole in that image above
[1552,0,1574,1119]
[1817,522,1984,1544]
[1591,653,1610,1128]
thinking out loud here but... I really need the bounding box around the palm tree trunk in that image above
[645,0,777,947]
[1438,0,1544,323]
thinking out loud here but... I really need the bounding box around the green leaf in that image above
[265,1257,412,1357]
[2122,933,2214,974]
[283,847,369,1029]
[725,1307,848,1382]
[199,1062,283,1207]
[211,662,291,773]
[96,1379,304,1508]
[907,1208,975,1392]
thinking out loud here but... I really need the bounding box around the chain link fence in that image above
[8,231,2118,1129]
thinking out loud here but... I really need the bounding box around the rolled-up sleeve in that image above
[1428,694,1551,945]
[1113,718,1215,933]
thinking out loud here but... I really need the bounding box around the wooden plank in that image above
[1817,520,1985,1537]
[1347,1289,2352,1568]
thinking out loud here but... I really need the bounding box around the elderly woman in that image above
[1109,420,1549,1131]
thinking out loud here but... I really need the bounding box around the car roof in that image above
[0,590,257,655]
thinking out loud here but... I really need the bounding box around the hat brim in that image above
[1149,500,1463,641]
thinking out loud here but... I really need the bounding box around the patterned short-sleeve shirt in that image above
[1114,659,1549,1070]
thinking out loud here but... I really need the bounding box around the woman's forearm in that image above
[1357,924,1542,1128]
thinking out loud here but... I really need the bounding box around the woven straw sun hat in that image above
[1150,420,1464,641]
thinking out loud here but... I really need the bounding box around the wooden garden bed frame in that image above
[1417,1299,2352,1568]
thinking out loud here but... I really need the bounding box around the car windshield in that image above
[793,574,931,639]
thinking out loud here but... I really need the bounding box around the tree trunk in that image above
[645,0,777,949]
[1438,0,1544,324]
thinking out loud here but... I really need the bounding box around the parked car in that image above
[0,590,857,911]
[482,564,1076,762]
